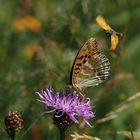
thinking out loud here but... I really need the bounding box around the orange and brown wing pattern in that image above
[70,38,110,91]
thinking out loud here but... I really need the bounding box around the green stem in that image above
[59,129,65,140]
[7,130,15,140]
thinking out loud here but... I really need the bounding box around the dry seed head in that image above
[4,111,23,132]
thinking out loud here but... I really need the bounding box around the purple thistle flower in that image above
[36,87,95,127]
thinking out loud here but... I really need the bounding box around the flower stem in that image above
[59,129,65,140]
[8,135,15,140]
[8,130,15,140]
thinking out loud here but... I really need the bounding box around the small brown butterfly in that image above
[68,38,110,93]
[96,15,122,51]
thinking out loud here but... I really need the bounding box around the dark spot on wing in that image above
[78,55,84,59]
[85,54,88,58]
[75,67,80,70]
[88,55,91,58]
[76,63,82,66]
[74,67,80,74]
[83,59,87,64]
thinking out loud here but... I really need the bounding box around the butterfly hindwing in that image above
[110,33,119,51]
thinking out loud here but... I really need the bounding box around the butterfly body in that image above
[69,38,110,93]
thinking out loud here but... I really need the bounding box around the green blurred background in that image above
[0,0,140,139]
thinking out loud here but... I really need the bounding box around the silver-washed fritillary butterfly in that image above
[96,16,122,51]
[68,38,110,93]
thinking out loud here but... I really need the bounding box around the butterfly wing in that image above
[96,16,112,31]
[70,38,110,91]
[110,33,119,51]
[96,15,121,51]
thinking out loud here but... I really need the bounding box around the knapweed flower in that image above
[36,87,95,128]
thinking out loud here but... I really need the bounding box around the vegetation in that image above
[0,0,140,139]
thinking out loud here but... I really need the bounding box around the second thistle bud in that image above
[4,111,23,139]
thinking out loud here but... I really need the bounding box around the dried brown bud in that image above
[4,111,23,139]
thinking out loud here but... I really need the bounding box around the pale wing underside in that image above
[74,53,110,90]
[71,38,110,91]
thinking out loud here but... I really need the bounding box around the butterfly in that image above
[68,38,110,93]
[96,15,122,51]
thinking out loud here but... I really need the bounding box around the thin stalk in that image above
[7,130,15,140]
[59,129,66,140]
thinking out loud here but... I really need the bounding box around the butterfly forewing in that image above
[96,16,112,31]
[70,38,110,91]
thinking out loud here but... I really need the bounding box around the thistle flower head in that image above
[36,87,95,127]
